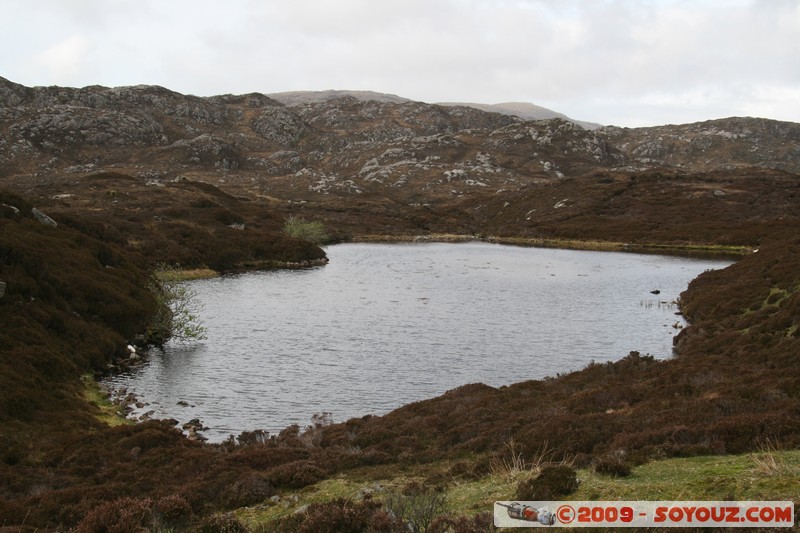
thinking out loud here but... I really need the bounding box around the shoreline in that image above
[111,240,726,442]
[166,238,746,282]
[348,233,751,258]
[166,258,330,280]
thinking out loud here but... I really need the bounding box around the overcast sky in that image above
[2,0,799,127]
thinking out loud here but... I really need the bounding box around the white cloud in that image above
[29,34,92,85]
[739,84,800,122]
[1,0,799,126]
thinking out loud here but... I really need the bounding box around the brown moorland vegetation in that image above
[40,172,327,271]
[1,183,798,529]
[1,78,799,529]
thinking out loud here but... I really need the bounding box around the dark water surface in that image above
[105,242,732,441]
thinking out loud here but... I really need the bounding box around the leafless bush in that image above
[299,412,334,448]
[749,437,789,476]
[384,482,447,533]
[490,440,574,481]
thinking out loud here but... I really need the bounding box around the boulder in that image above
[31,208,57,227]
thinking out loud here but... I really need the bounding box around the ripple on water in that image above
[104,242,732,441]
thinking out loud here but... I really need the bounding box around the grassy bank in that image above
[350,233,751,257]
[169,268,220,280]
[234,450,800,530]
[81,374,132,428]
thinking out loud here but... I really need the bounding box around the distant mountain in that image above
[267,89,601,129]
[438,101,603,130]
[268,89,411,106]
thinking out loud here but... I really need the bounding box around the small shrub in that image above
[515,465,579,501]
[235,429,271,447]
[593,454,632,477]
[489,439,527,479]
[222,473,273,508]
[446,460,488,481]
[268,460,326,489]
[384,482,447,533]
[147,264,207,345]
[196,512,249,533]
[360,448,392,465]
[152,494,193,528]
[299,412,334,448]
[76,497,153,533]
[490,439,573,481]
[749,437,789,476]
[117,426,181,452]
[283,216,329,245]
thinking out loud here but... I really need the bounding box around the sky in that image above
[2,0,799,127]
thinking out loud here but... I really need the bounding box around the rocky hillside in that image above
[2,76,799,192]
[604,117,800,174]
[2,76,799,249]
[437,100,602,129]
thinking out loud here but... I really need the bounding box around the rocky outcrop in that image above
[1,76,798,209]
[250,106,308,146]
[599,117,800,173]
[9,106,166,148]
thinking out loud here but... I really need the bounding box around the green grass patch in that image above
[173,267,219,280]
[236,451,800,530]
[81,373,131,427]
[284,216,330,245]
[574,451,800,502]
[443,473,517,514]
[235,477,353,527]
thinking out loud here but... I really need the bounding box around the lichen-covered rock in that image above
[31,207,57,227]
[250,106,307,145]
[11,106,166,147]
[598,117,800,173]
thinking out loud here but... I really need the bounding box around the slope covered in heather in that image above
[0,79,798,529]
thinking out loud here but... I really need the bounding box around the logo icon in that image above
[497,502,557,525]
[556,504,575,524]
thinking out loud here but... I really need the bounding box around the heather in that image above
[1,77,798,529]
[1,186,798,529]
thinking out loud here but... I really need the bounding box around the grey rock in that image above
[250,106,307,145]
[1,203,20,216]
[31,207,57,227]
